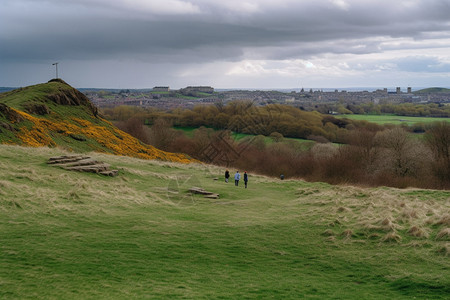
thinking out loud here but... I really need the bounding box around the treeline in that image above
[234,124,450,189]
[103,102,449,189]
[315,102,450,117]
[115,116,450,190]
[103,101,384,143]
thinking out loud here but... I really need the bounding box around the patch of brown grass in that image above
[407,226,429,238]
[361,217,401,233]
[367,233,381,240]
[337,206,351,213]
[326,236,336,242]
[376,217,400,232]
[405,241,432,248]
[322,229,335,236]
[328,219,341,227]
[435,215,450,226]
[340,229,354,239]
[0,180,11,188]
[436,243,450,256]
[436,228,450,240]
[400,208,422,219]
[381,231,402,243]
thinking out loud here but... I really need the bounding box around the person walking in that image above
[225,170,230,183]
[234,171,240,186]
[243,171,248,188]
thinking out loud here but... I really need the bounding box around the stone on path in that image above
[47,155,119,176]
[188,187,219,199]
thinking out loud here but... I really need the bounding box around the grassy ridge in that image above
[415,87,450,93]
[0,81,74,109]
[1,145,448,299]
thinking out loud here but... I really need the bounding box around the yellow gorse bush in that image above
[13,110,192,163]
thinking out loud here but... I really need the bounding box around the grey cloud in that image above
[395,56,450,73]
[2,0,450,64]
[347,56,450,73]
[2,0,450,87]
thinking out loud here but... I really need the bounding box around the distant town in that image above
[83,85,450,111]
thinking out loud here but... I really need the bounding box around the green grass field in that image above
[0,145,449,299]
[174,126,315,148]
[338,114,450,125]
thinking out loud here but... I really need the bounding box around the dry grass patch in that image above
[436,228,450,240]
[380,217,400,231]
[300,184,450,249]
[340,229,354,239]
[381,231,402,243]
[407,225,429,238]
[337,206,351,213]
[322,229,335,236]
[435,214,450,226]
[404,240,432,248]
[436,243,450,256]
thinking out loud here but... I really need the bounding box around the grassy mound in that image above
[0,145,448,299]
[0,80,191,163]
[415,87,450,94]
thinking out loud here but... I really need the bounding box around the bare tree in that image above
[425,122,450,185]
[149,118,178,151]
[116,116,150,144]
[375,128,432,178]
[425,122,450,161]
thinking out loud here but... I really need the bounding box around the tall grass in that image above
[1,145,449,299]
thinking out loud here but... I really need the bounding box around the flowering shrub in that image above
[10,109,192,163]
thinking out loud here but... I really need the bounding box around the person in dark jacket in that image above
[225,170,230,183]
[243,171,248,188]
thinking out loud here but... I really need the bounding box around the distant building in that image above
[396,87,401,94]
[407,87,412,93]
[153,86,170,92]
[285,97,295,103]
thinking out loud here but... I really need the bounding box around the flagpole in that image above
[52,62,59,79]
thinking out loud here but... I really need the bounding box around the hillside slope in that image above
[0,79,191,163]
[0,144,449,299]
[415,87,450,93]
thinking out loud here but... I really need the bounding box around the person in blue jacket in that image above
[243,171,248,188]
[234,171,240,186]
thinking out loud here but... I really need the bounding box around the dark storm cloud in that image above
[2,0,450,63]
[1,0,450,88]
[0,19,267,62]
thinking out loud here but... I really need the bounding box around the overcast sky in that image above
[1,0,450,89]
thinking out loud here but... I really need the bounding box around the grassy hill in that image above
[415,87,450,94]
[0,144,448,299]
[0,79,191,163]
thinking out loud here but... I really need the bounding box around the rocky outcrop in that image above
[0,121,16,132]
[0,103,23,123]
[24,103,50,115]
[46,79,98,117]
